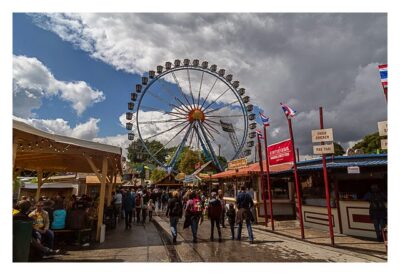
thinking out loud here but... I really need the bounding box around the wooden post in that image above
[35,169,43,202]
[96,157,108,241]
[13,143,17,167]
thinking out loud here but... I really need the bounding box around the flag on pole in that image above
[256,129,263,139]
[378,64,388,89]
[280,102,296,118]
[259,112,270,126]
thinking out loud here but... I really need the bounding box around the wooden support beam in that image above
[85,155,104,183]
[96,157,108,242]
[13,143,17,167]
[35,169,43,202]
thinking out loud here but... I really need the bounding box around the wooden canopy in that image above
[13,119,123,241]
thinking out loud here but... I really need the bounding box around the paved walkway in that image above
[44,219,170,262]
[154,215,387,262]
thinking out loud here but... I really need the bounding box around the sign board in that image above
[198,173,212,178]
[378,121,388,137]
[312,128,334,143]
[347,166,360,174]
[268,139,294,165]
[381,139,388,150]
[228,158,248,170]
[313,143,335,155]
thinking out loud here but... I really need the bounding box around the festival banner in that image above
[268,139,294,165]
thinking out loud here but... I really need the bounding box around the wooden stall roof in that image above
[211,161,293,179]
[13,119,122,174]
[86,175,123,185]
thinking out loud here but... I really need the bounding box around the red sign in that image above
[268,139,294,165]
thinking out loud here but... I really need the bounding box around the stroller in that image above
[103,205,116,230]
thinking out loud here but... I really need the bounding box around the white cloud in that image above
[14,116,100,140]
[93,134,130,156]
[30,13,387,154]
[13,55,105,117]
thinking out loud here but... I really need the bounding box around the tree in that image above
[333,142,345,156]
[351,132,381,154]
[178,149,204,174]
[127,139,168,165]
[150,168,167,183]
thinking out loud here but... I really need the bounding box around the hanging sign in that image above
[347,166,360,174]
[268,139,294,165]
[381,139,388,150]
[378,121,388,137]
[313,143,335,155]
[311,128,334,143]
[228,158,248,170]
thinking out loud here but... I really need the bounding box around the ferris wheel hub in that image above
[188,108,205,122]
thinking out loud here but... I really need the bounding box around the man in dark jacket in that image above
[208,192,222,242]
[122,188,135,229]
[166,191,182,244]
[364,184,387,241]
[236,185,254,243]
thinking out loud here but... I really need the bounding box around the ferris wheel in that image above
[125,59,257,172]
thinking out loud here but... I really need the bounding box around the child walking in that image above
[226,203,236,240]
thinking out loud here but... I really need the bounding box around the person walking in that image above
[364,184,387,241]
[226,203,236,240]
[114,190,123,221]
[122,188,135,229]
[147,199,155,221]
[185,191,203,243]
[208,192,222,242]
[166,191,183,244]
[218,189,226,228]
[236,185,254,243]
[141,189,149,224]
[135,191,143,224]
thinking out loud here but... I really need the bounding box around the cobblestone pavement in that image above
[154,213,386,262]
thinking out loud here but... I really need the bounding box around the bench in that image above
[53,228,92,245]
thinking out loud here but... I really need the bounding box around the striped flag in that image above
[378,64,388,89]
[256,129,263,139]
[280,102,296,118]
[259,112,270,126]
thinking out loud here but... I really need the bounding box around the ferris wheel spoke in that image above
[199,77,218,110]
[197,122,223,171]
[138,118,187,125]
[143,120,189,141]
[171,71,193,108]
[203,121,223,136]
[187,69,196,106]
[187,123,196,149]
[168,123,194,168]
[197,71,204,106]
[174,97,192,113]
[206,114,244,118]
[146,90,173,107]
[204,99,240,115]
[202,87,230,112]
[151,122,191,157]
[140,105,187,118]
[169,102,189,114]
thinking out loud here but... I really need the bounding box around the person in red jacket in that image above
[208,192,222,242]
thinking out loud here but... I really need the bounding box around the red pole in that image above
[319,107,335,246]
[287,118,305,239]
[257,134,268,228]
[263,125,275,230]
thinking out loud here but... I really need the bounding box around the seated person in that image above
[14,201,59,257]
[51,202,67,230]
[29,201,55,250]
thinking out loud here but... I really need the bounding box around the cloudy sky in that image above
[12,13,387,162]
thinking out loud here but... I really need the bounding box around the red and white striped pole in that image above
[263,124,275,230]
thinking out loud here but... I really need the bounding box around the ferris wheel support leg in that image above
[168,123,194,170]
[197,122,223,172]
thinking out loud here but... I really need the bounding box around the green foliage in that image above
[217,156,228,170]
[150,168,167,183]
[13,178,21,193]
[351,132,381,154]
[178,149,204,174]
[333,142,345,156]
[127,139,168,165]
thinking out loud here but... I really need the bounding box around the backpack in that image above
[189,198,202,215]
[171,200,183,217]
